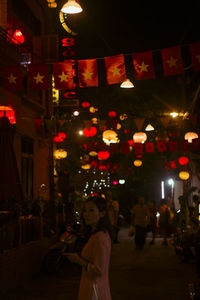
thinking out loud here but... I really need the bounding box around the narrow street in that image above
[2,227,198,300]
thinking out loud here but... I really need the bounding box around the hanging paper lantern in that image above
[90,160,98,168]
[108,111,117,118]
[12,29,25,44]
[57,132,66,139]
[116,123,121,130]
[184,132,199,143]
[112,180,118,185]
[0,106,16,124]
[133,132,147,144]
[102,130,119,144]
[91,118,99,124]
[83,126,97,137]
[81,164,91,170]
[81,101,90,108]
[53,136,63,143]
[120,114,128,120]
[99,165,107,171]
[89,151,97,156]
[89,106,98,113]
[98,151,110,160]
[179,171,190,180]
[54,149,67,159]
[133,160,142,167]
[178,156,189,165]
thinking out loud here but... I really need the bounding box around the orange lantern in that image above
[54,149,67,159]
[184,132,199,143]
[102,130,119,144]
[81,164,91,170]
[133,160,142,167]
[179,171,190,180]
[133,132,147,144]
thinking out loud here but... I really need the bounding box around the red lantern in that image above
[83,126,97,137]
[108,111,117,118]
[58,132,66,139]
[12,29,25,44]
[53,136,63,143]
[112,180,118,185]
[98,151,110,160]
[178,156,189,165]
[81,101,90,108]
[99,165,107,171]
[90,160,98,168]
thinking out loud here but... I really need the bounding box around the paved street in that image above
[1,227,198,300]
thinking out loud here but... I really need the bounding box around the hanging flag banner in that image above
[132,51,155,80]
[53,62,74,90]
[78,59,98,87]
[2,65,23,90]
[28,64,49,90]
[161,46,184,76]
[189,42,200,71]
[104,54,126,85]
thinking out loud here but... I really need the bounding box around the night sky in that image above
[58,0,200,115]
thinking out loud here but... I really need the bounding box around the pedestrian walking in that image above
[159,200,171,245]
[131,196,150,250]
[106,191,120,243]
[65,195,112,300]
[148,200,157,245]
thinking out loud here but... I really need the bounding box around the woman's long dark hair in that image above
[81,196,112,239]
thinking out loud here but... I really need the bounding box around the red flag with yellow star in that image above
[2,65,23,90]
[161,46,184,76]
[78,59,98,87]
[189,42,200,71]
[53,62,74,90]
[28,64,49,90]
[132,51,155,79]
[104,54,126,85]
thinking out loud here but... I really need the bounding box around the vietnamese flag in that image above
[189,42,200,71]
[156,141,167,152]
[78,59,98,87]
[132,51,155,80]
[2,65,23,90]
[168,140,178,152]
[53,62,74,90]
[145,142,154,152]
[104,54,126,85]
[28,64,49,90]
[161,46,184,76]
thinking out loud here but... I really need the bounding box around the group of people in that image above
[130,196,173,250]
[62,192,177,300]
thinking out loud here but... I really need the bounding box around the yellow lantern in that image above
[89,106,98,113]
[81,164,91,170]
[133,132,147,144]
[91,118,99,124]
[179,171,190,180]
[54,149,67,159]
[133,160,142,167]
[102,130,119,145]
[184,132,199,143]
[116,123,122,130]
[89,151,97,156]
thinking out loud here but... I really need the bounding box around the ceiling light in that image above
[120,78,134,88]
[61,0,83,14]
[145,124,154,131]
